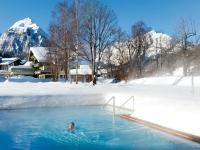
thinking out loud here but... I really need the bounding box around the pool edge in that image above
[120,115,200,144]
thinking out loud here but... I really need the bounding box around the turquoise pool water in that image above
[0,106,199,150]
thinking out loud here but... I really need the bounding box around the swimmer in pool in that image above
[68,121,75,132]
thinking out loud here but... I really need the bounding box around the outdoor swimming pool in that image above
[0,106,199,150]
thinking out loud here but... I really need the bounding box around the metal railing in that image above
[118,96,134,113]
[104,96,116,114]
[104,96,134,115]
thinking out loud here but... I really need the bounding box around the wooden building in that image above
[9,61,35,76]
[70,65,92,82]
[0,57,23,75]
[29,47,51,78]
[0,57,22,71]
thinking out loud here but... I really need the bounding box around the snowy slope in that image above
[0,18,48,56]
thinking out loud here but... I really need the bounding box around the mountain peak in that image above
[148,30,171,39]
[0,18,48,58]
[9,17,39,33]
[147,30,172,57]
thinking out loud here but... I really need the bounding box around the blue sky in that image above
[0,0,199,35]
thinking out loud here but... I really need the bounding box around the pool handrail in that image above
[118,96,134,112]
[104,96,115,106]
[103,96,116,114]
[104,96,134,115]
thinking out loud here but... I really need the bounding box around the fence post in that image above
[132,96,134,112]
[191,72,194,94]
[113,96,115,115]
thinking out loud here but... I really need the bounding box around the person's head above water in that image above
[69,121,75,130]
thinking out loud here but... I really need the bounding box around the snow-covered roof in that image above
[30,47,48,63]
[9,65,33,69]
[70,65,92,75]
[0,57,20,65]
[9,61,33,69]
[23,61,32,67]
[98,69,107,74]
[79,65,90,69]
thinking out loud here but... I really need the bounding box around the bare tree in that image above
[49,0,73,81]
[49,0,83,81]
[113,28,128,76]
[48,23,62,80]
[70,0,83,83]
[154,35,174,71]
[131,21,152,77]
[81,0,117,84]
[176,18,197,76]
[154,37,160,69]
[126,35,136,74]
[103,46,114,78]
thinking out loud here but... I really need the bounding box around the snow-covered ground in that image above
[0,75,200,137]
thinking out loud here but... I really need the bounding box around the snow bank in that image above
[0,75,6,82]
[128,76,177,85]
[97,77,114,84]
[128,76,200,87]
[5,76,49,83]
[172,67,184,76]
[0,94,104,109]
[0,81,104,109]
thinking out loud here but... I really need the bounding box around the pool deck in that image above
[120,115,200,144]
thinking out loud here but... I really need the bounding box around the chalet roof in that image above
[30,47,48,63]
[0,58,20,65]
[70,65,92,75]
[9,61,33,69]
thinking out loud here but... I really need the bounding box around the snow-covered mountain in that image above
[147,30,171,57]
[102,30,172,66]
[0,18,48,57]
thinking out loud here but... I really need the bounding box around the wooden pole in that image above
[113,96,115,115]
